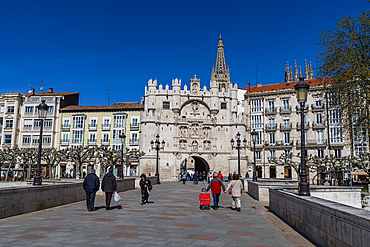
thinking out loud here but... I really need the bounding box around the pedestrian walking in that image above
[217,171,223,181]
[101,167,117,210]
[193,171,198,184]
[228,173,232,182]
[206,172,226,210]
[225,174,243,212]
[178,173,182,183]
[83,169,100,211]
[208,172,213,184]
[140,173,152,205]
[182,172,187,184]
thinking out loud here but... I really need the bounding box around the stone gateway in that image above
[140,36,247,181]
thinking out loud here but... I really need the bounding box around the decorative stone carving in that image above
[203,128,210,138]
[177,154,182,160]
[204,141,211,150]
[180,126,187,137]
[179,140,187,150]
[192,140,198,152]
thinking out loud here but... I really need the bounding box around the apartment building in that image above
[58,102,143,177]
[244,77,367,181]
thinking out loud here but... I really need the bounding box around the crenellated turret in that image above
[172,78,181,113]
[147,79,157,112]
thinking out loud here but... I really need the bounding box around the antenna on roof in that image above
[106,86,110,105]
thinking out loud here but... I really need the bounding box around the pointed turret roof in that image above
[210,35,231,91]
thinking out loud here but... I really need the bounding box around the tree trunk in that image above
[5,165,11,181]
[27,164,32,180]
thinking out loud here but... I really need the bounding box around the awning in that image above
[351,170,368,175]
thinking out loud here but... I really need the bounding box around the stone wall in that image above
[0,177,136,219]
[247,180,298,202]
[269,188,370,247]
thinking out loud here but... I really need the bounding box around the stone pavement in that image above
[0,181,311,247]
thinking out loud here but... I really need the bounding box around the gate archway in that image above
[179,156,210,175]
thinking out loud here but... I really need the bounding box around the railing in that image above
[60,139,69,145]
[88,139,97,144]
[264,141,294,147]
[130,123,139,129]
[62,125,70,130]
[130,139,139,145]
[265,108,277,115]
[251,107,263,113]
[296,139,327,147]
[312,122,326,129]
[88,124,97,130]
[296,122,310,130]
[279,106,292,114]
[265,124,277,131]
[102,124,111,130]
[295,105,309,113]
[279,123,292,131]
[251,123,263,129]
[101,139,110,145]
[312,103,325,111]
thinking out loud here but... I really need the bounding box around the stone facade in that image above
[140,36,247,181]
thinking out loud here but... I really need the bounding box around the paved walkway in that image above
[0,181,312,246]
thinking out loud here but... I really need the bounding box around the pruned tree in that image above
[3,148,21,181]
[19,148,38,180]
[66,146,98,179]
[316,9,370,141]
[352,152,370,175]
[42,148,66,179]
[98,147,122,176]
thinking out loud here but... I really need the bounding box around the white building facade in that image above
[140,36,247,181]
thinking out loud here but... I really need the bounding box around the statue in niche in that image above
[203,128,209,138]
[192,141,198,152]
[180,127,187,137]
[192,83,198,94]
[180,140,187,150]
[204,141,211,150]
[191,124,199,135]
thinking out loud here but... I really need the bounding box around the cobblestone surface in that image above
[0,181,310,246]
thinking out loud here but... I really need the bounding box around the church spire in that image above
[211,35,231,91]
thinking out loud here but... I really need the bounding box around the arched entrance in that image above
[179,156,209,176]
[269,166,276,178]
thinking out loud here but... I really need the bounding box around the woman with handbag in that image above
[225,174,243,212]
[140,174,152,205]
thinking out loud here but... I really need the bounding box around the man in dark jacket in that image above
[101,167,117,210]
[83,169,100,211]
[206,172,226,210]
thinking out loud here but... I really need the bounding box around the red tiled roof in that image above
[60,102,143,112]
[25,92,79,97]
[246,78,329,94]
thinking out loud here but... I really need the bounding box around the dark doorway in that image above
[270,166,276,178]
[284,166,292,178]
[193,156,209,174]
[256,165,263,178]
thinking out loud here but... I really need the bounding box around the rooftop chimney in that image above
[48,88,53,93]
[31,88,35,95]
[247,83,250,92]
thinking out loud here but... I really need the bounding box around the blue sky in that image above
[0,0,368,105]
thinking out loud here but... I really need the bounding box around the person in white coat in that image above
[225,174,243,212]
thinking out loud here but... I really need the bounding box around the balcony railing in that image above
[265,124,277,131]
[280,123,292,131]
[265,108,277,115]
[101,139,110,145]
[102,124,111,130]
[312,104,325,111]
[130,123,139,129]
[296,139,327,147]
[295,105,309,113]
[89,124,97,130]
[61,139,69,145]
[88,139,97,144]
[62,125,70,130]
[130,139,139,145]
[279,106,292,114]
[296,122,310,130]
[312,122,326,129]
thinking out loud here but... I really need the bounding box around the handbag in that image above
[114,192,121,202]
[228,181,236,195]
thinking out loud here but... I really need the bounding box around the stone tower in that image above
[210,35,231,92]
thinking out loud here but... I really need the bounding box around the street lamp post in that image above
[251,129,258,182]
[294,77,310,196]
[230,132,247,177]
[119,134,126,178]
[150,134,165,184]
[33,100,49,186]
